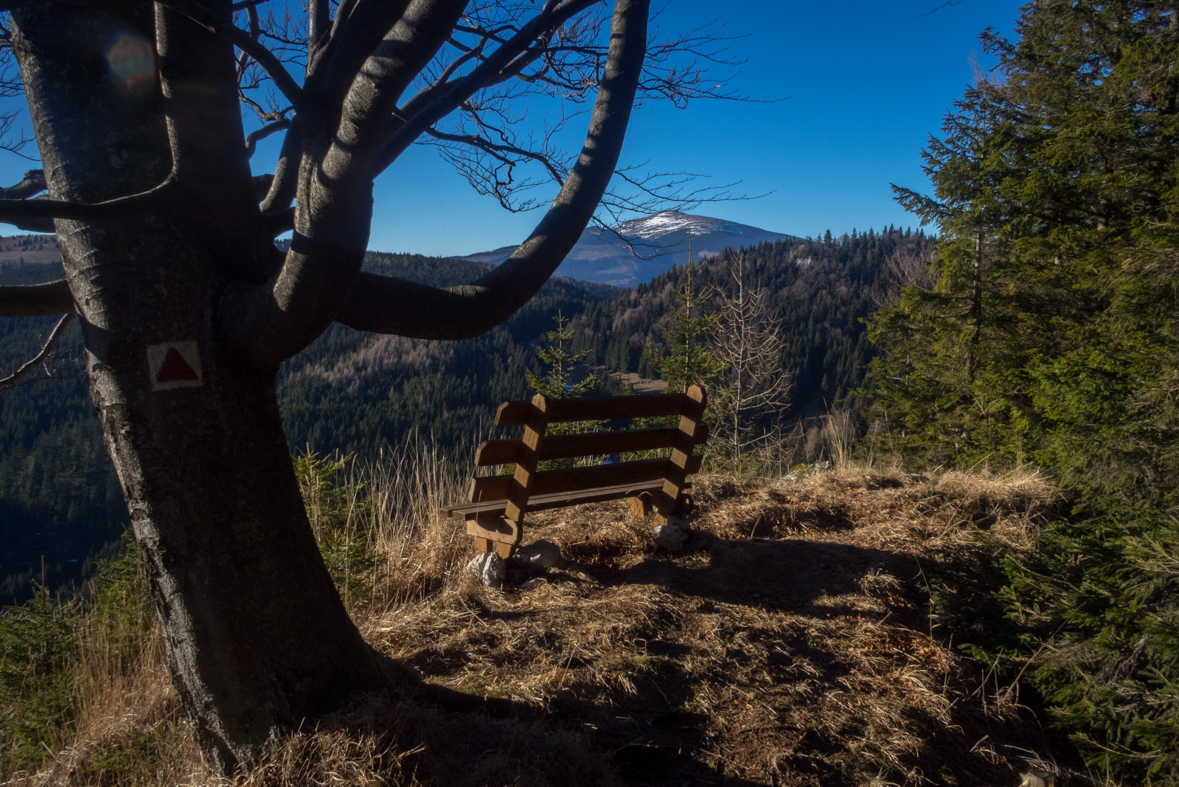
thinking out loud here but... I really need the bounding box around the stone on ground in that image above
[652,519,689,551]
[468,551,505,588]
[513,539,563,570]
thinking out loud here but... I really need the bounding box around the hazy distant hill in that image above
[0,234,61,267]
[461,210,801,286]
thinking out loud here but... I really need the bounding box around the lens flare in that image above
[108,34,154,88]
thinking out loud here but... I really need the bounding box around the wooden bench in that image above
[441,385,708,558]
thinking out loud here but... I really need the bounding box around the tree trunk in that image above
[13,4,386,773]
[91,324,385,774]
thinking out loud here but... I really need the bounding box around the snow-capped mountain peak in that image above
[613,210,743,240]
[462,210,800,287]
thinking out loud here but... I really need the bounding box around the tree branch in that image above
[219,0,470,366]
[0,185,165,227]
[155,0,305,111]
[0,313,75,392]
[309,0,329,50]
[332,0,468,145]
[305,0,414,110]
[0,169,50,230]
[372,0,600,178]
[230,0,279,10]
[260,117,301,212]
[428,124,565,183]
[0,168,44,199]
[338,0,650,339]
[245,117,290,157]
[0,279,74,318]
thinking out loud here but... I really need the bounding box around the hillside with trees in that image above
[571,227,934,415]
[0,253,620,601]
[0,264,124,602]
[275,253,623,458]
[3,229,922,603]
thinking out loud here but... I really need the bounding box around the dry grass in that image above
[21,450,1075,787]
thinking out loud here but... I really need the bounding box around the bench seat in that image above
[440,478,693,520]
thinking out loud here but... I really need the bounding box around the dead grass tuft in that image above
[28,631,208,787]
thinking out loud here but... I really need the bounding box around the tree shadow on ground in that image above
[312,530,1030,787]
[605,532,914,615]
[293,657,772,787]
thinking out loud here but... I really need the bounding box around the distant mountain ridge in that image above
[1,213,798,288]
[460,210,801,287]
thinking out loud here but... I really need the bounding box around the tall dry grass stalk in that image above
[11,555,209,786]
[361,433,479,610]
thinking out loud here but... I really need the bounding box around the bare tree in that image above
[709,252,791,461]
[0,0,739,774]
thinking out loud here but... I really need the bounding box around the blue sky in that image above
[361,0,1028,255]
[0,0,1026,257]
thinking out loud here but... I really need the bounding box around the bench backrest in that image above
[471,385,707,524]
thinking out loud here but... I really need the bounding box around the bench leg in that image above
[472,536,512,560]
[628,494,653,521]
[467,516,522,559]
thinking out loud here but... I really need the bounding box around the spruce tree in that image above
[526,310,601,401]
[527,310,602,469]
[869,4,1179,779]
[645,260,721,394]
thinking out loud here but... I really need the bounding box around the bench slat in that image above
[474,439,520,466]
[474,424,709,467]
[441,478,691,519]
[466,455,702,509]
[496,392,689,426]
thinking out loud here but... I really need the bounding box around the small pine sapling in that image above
[644,259,721,394]
[527,311,604,469]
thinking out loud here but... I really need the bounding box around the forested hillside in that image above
[275,253,623,457]
[867,2,1179,780]
[569,227,934,416]
[0,264,124,602]
[0,253,619,601]
[1,229,925,603]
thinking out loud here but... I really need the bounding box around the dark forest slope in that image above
[569,227,934,417]
[0,230,931,602]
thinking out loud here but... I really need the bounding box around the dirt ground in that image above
[353,469,1070,787]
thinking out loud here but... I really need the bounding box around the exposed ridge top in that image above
[613,210,751,240]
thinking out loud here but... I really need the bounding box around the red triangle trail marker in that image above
[147,341,203,391]
[157,347,199,382]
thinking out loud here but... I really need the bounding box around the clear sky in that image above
[0,0,1027,257]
